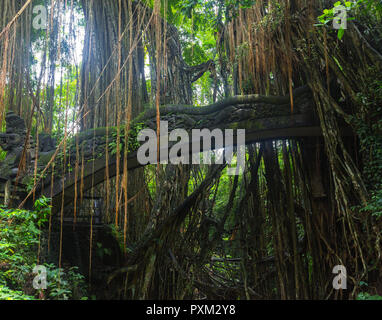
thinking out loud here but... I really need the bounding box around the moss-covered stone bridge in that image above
[0,86,352,212]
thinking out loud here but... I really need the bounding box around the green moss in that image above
[0,153,16,178]
[74,127,117,145]
[38,151,56,166]
[229,120,265,130]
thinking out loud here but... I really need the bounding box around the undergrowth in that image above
[0,196,88,300]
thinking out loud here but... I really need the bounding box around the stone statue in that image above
[38,133,56,153]
[0,112,57,181]
[0,112,29,179]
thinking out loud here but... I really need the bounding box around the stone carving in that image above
[0,112,29,179]
[0,112,57,180]
[38,133,56,153]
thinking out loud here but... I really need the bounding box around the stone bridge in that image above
[0,86,352,212]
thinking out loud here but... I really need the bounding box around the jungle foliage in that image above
[0,197,88,300]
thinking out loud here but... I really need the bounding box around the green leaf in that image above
[337,28,345,40]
